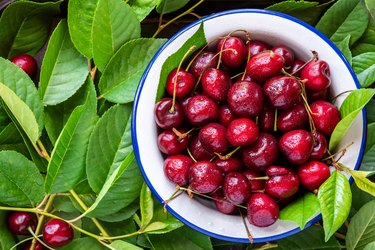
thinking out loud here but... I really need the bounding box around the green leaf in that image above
[140,183,154,229]
[317,170,352,241]
[0,57,44,133]
[346,200,375,250]
[99,38,166,104]
[364,242,375,250]
[329,89,375,150]
[129,0,157,21]
[156,0,190,14]
[148,226,213,250]
[39,19,89,106]
[0,122,22,145]
[361,143,375,171]
[45,76,97,145]
[102,219,137,245]
[59,237,107,250]
[0,1,61,58]
[280,192,320,229]
[144,222,168,233]
[0,83,39,144]
[352,52,375,87]
[349,169,375,196]
[336,34,352,65]
[0,151,44,207]
[146,199,183,234]
[365,0,375,18]
[110,240,143,250]
[352,181,374,211]
[366,100,375,123]
[0,211,15,250]
[365,122,375,153]
[275,225,340,250]
[156,23,206,101]
[316,0,369,46]
[86,104,133,193]
[45,100,97,194]
[84,152,143,218]
[352,17,375,56]
[92,0,141,71]
[98,199,139,222]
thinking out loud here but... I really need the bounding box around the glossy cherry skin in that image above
[243,170,266,191]
[223,172,251,205]
[212,189,237,214]
[10,54,37,77]
[158,130,188,155]
[301,59,331,91]
[272,45,294,66]
[247,193,279,227]
[310,132,327,160]
[265,166,300,199]
[7,212,37,235]
[246,40,271,57]
[306,88,329,102]
[218,104,238,127]
[226,118,259,146]
[189,161,223,193]
[246,51,285,83]
[227,80,264,117]
[24,241,47,250]
[189,51,219,78]
[43,219,73,247]
[154,98,184,129]
[310,100,340,136]
[287,59,305,77]
[258,102,275,133]
[186,95,219,126]
[189,135,214,161]
[165,68,195,99]
[214,156,243,174]
[217,36,246,68]
[199,123,229,154]
[278,129,313,165]
[241,133,279,172]
[298,160,330,191]
[164,155,194,186]
[263,75,302,110]
[201,68,231,102]
[277,104,308,133]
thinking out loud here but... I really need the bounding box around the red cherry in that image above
[43,219,73,247]
[247,193,279,227]
[298,160,330,191]
[214,156,243,174]
[188,135,214,161]
[165,68,195,99]
[218,104,238,127]
[223,172,251,204]
[189,161,223,193]
[212,189,237,214]
[10,54,37,77]
[164,155,194,186]
[158,130,188,155]
[246,40,271,57]
[265,166,300,199]
[310,132,327,160]
[258,102,275,133]
[278,129,313,165]
[154,98,184,129]
[201,68,231,102]
[287,59,305,77]
[246,51,285,83]
[23,241,47,250]
[243,170,266,191]
[185,95,219,126]
[199,123,229,154]
[226,118,259,146]
[310,100,340,136]
[301,59,331,91]
[7,212,36,235]
[277,104,308,133]
[189,51,219,79]
[272,45,295,66]
[217,36,246,68]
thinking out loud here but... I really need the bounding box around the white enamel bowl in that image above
[132,9,366,243]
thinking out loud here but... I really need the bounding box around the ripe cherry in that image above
[287,59,305,77]
[212,189,237,214]
[246,40,271,57]
[217,36,246,68]
[164,155,194,186]
[223,172,251,205]
[310,132,327,160]
[310,100,340,136]
[7,211,36,235]
[189,51,219,78]
[199,123,229,154]
[214,156,243,174]
[246,51,285,83]
[189,135,214,161]
[226,118,259,146]
[154,98,184,129]
[306,88,329,102]
[272,45,295,66]
[265,166,300,199]
[43,219,73,247]
[201,68,231,102]
[277,104,308,133]
[218,104,238,127]
[278,129,313,165]
[258,102,275,133]
[247,193,279,227]
[186,95,219,126]
[158,130,188,155]
[227,80,264,117]
[263,75,302,110]
[189,161,223,193]
[241,133,279,172]
[301,59,331,91]
[298,160,330,191]
[165,68,195,99]
[243,170,266,191]
[10,54,37,77]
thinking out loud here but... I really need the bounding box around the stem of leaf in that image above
[69,189,112,242]
[28,227,54,250]
[99,230,142,241]
[253,243,278,250]
[30,194,56,250]
[334,232,346,240]
[37,139,51,161]
[152,0,206,38]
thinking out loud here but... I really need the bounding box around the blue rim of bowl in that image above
[132,8,367,243]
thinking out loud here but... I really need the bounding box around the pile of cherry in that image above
[154,32,341,228]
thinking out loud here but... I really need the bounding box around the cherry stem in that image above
[239,208,254,244]
[290,50,318,76]
[215,146,241,160]
[330,89,355,103]
[298,80,317,135]
[322,142,353,162]
[170,45,197,113]
[334,232,346,240]
[172,127,196,140]
[273,108,278,132]
[248,176,269,180]
[162,187,184,211]
[185,44,208,72]
[253,243,279,250]
[9,236,39,250]
[186,147,198,162]
[28,227,54,250]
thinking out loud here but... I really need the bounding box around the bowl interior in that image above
[132,9,365,243]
